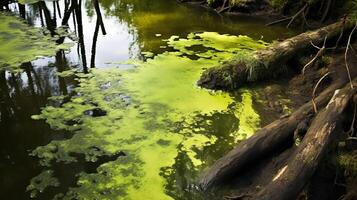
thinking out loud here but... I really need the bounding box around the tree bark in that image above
[198,20,353,90]
[255,83,356,200]
[199,78,354,190]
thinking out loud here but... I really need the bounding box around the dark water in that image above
[0,0,293,199]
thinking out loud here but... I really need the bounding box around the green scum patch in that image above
[0,12,72,71]
[30,32,266,199]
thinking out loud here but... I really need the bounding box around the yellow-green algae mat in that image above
[0,12,71,71]
[30,32,267,199]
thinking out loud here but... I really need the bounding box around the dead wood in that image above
[199,77,354,190]
[255,82,357,200]
[198,20,354,90]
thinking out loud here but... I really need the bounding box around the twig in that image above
[350,45,357,56]
[310,41,321,49]
[335,15,348,50]
[224,193,251,200]
[348,102,356,136]
[302,36,327,75]
[266,17,291,26]
[218,6,232,13]
[320,0,332,23]
[287,4,308,28]
[218,0,228,13]
[347,95,357,137]
[312,72,331,113]
[334,28,344,50]
[302,9,312,28]
[318,0,325,13]
[266,4,309,27]
[344,21,357,89]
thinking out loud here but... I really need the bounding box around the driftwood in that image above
[255,82,356,200]
[199,78,354,190]
[198,20,354,90]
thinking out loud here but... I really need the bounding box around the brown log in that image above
[255,83,356,200]
[199,78,353,190]
[198,20,354,90]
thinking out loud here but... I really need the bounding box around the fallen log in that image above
[197,20,354,90]
[199,78,353,190]
[255,83,356,200]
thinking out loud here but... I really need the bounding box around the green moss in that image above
[338,151,357,177]
[31,32,264,199]
[270,0,289,9]
[0,12,72,71]
[349,0,357,21]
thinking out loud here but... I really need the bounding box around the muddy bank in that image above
[180,1,357,199]
[199,47,357,199]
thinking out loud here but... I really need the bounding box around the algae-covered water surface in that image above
[0,0,293,199]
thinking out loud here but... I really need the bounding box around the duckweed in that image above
[0,13,72,71]
[31,32,265,199]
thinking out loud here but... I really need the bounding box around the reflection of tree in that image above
[94,0,178,54]
[16,0,105,72]
[90,0,106,68]
[0,0,11,10]
[73,0,88,72]
[55,51,70,95]
[38,1,57,35]
[0,0,83,120]
[0,71,15,121]
[0,61,74,200]
[0,0,110,123]
[160,111,239,200]
[18,3,26,19]
[161,149,204,200]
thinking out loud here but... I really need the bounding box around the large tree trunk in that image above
[198,20,353,90]
[255,83,356,200]
[199,78,353,190]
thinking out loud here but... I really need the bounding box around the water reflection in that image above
[4,0,293,69]
[0,58,75,199]
[0,0,294,199]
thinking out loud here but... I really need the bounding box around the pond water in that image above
[0,0,294,199]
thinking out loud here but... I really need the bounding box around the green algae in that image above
[230,90,260,142]
[167,32,267,56]
[0,13,72,71]
[26,170,60,198]
[30,32,265,199]
[95,0,294,57]
[18,0,55,4]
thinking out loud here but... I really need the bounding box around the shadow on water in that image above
[0,0,295,199]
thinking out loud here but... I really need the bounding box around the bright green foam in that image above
[30,32,265,199]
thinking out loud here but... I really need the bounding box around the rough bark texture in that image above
[198,20,353,90]
[199,78,353,190]
[255,84,356,200]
